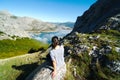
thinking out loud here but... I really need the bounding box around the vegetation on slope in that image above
[0,52,46,80]
[0,38,49,80]
[64,30,120,80]
[0,31,4,35]
[0,38,49,59]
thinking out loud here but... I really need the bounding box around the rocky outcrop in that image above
[63,30,120,79]
[25,61,66,80]
[0,34,12,40]
[72,0,120,33]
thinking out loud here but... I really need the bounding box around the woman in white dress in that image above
[50,36,66,80]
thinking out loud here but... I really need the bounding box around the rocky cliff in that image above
[72,0,120,33]
[62,0,120,79]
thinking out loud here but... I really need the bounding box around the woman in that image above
[50,36,66,80]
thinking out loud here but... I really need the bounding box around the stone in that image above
[26,61,66,80]
[115,47,120,53]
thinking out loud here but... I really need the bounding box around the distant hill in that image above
[0,10,71,38]
[53,22,74,28]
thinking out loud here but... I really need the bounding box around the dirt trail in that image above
[0,52,40,65]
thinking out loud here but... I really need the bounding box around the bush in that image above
[0,31,4,35]
[10,16,18,19]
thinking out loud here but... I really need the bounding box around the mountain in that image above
[10,0,120,80]
[72,0,120,33]
[53,22,74,28]
[62,0,120,80]
[0,10,71,38]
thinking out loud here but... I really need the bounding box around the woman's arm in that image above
[52,60,57,78]
[50,51,57,78]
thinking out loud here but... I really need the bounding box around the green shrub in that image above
[0,31,4,35]
[107,49,120,61]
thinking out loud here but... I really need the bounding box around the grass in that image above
[0,38,49,59]
[0,38,48,80]
[65,52,120,80]
[0,52,46,80]
[0,29,119,80]
[64,30,120,80]
[64,59,74,80]
[0,37,49,80]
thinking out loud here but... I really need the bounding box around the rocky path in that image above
[0,52,39,65]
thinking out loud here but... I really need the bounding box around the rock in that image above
[26,61,66,80]
[99,45,112,54]
[107,61,120,73]
[115,47,120,53]
[73,66,77,77]
[0,34,12,40]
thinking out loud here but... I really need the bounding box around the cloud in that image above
[32,30,71,43]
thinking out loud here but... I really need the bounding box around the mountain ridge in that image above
[53,22,74,28]
[0,10,72,38]
[72,0,120,33]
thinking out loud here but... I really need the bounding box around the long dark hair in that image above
[51,36,60,48]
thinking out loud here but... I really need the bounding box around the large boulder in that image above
[25,61,66,80]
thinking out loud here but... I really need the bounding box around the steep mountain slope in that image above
[62,0,120,80]
[0,10,71,38]
[72,0,120,33]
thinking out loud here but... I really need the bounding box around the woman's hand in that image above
[52,70,56,78]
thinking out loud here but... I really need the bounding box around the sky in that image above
[0,0,97,22]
